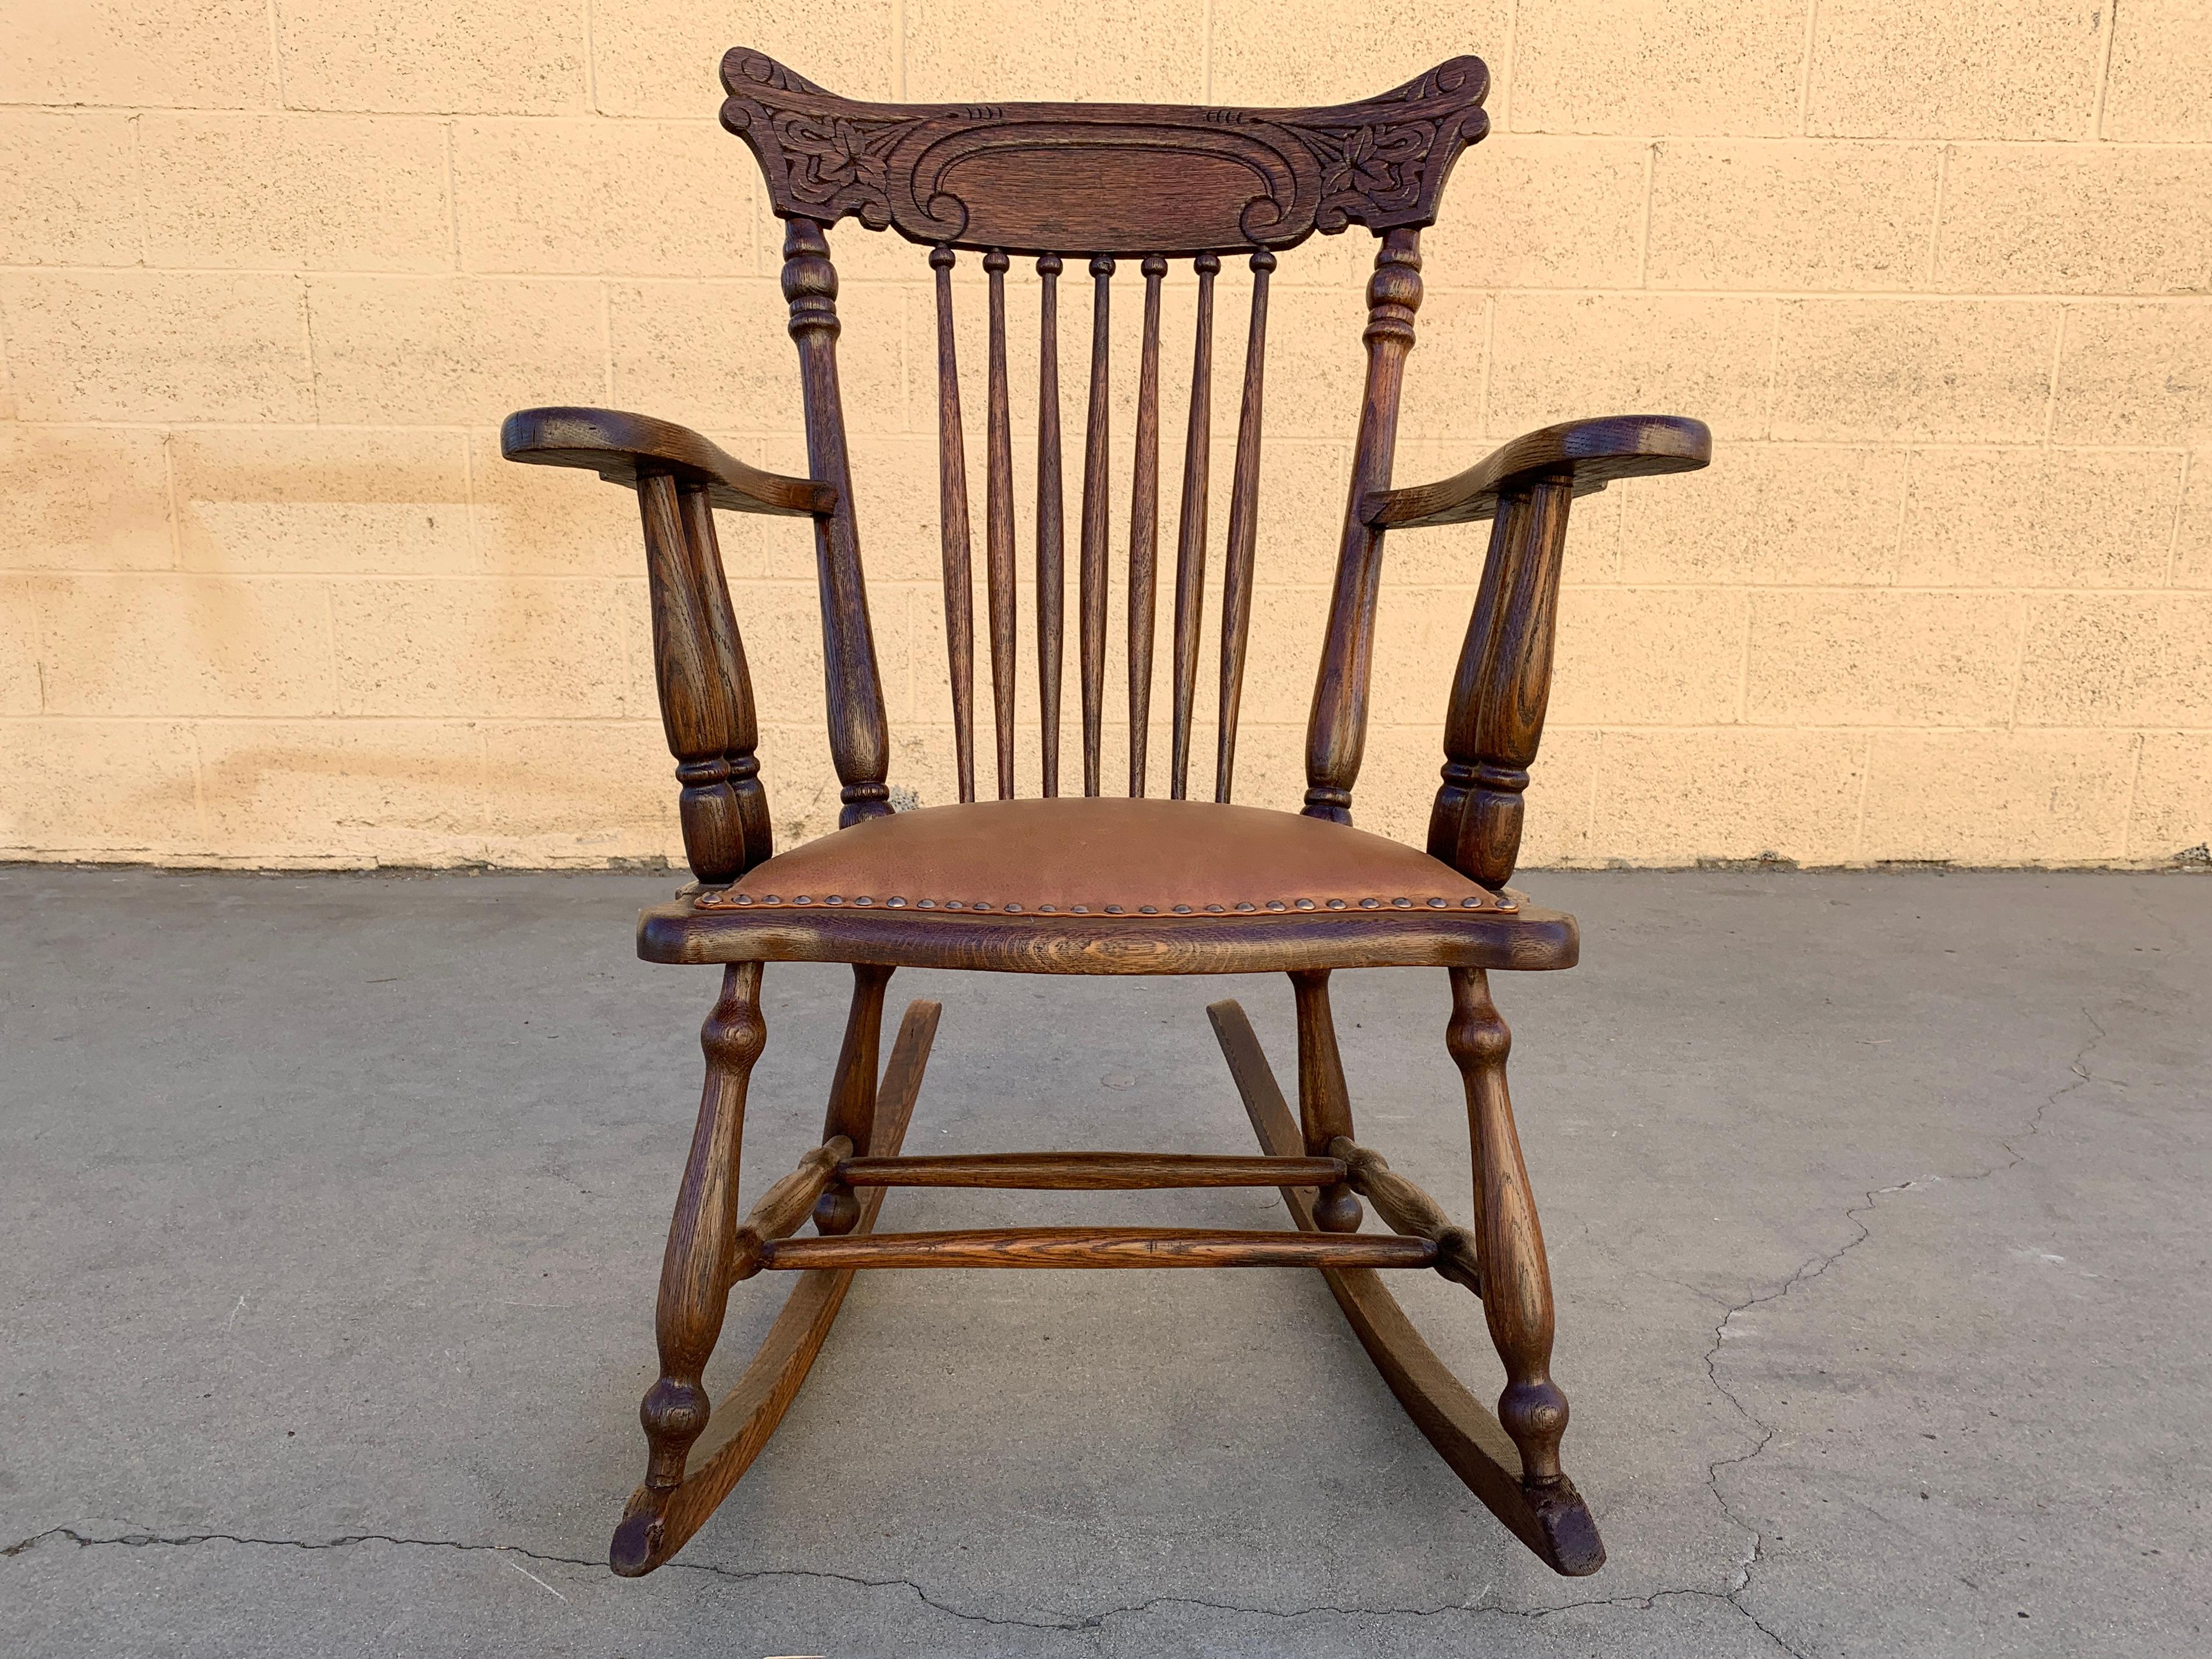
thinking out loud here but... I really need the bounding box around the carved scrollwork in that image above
[719,48,1489,253]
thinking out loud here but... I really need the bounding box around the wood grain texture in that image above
[677,483,772,875]
[721,52,1490,257]
[636,962,765,1496]
[761,1226,1437,1271]
[812,963,891,1236]
[1429,479,1573,890]
[782,219,891,826]
[1169,252,1218,801]
[836,1151,1347,1190]
[1128,254,1166,796]
[1078,256,1113,798]
[1330,1136,1482,1294]
[1450,967,1567,1486]
[1364,415,1711,529]
[639,897,1580,976]
[1207,997,1603,1577]
[1035,254,1066,798]
[984,248,1018,799]
[612,997,940,1577]
[728,1135,853,1282]
[1214,250,1274,804]
[502,405,832,516]
[1290,969,1363,1231]
[932,245,979,805]
[1303,227,1422,825]
[636,473,746,884]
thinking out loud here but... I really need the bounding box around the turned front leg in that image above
[1447,967,1567,1484]
[641,961,767,1493]
[1290,970,1363,1233]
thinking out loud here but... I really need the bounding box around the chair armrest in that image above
[501,405,836,518]
[1361,415,1710,530]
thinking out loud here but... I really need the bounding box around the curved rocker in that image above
[1207,998,1605,1576]
[610,997,941,1577]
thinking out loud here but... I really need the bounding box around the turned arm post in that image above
[783,217,893,827]
[637,473,771,884]
[1429,476,1574,890]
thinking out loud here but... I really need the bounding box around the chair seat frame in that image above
[502,46,1711,1582]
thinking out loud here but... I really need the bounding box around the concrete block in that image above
[1618,443,1906,586]
[1745,590,2022,725]
[172,428,474,576]
[141,113,452,272]
[0,426,176,572]
[905,0,1206,101]
[0,579,38,714]
[2014,592,2212,726]
[0,272,313,424]
[1934,146,2212,295]
[1490,293,1775,441]
[455,117,756,276]
[32,572,337,717]
[331,576,634,718]
[2129,731,2212,861]
[1772,299,2059,442]
[1512,0,1808,136]
[2100,0,2212,141]
[1549,586,1751,726]
[1898,447,2185,587]
[1805,0,2104,138]
[1648,141,1941,292]
[1427,136,1649,290]
[2053,303,2212,444]
[593,0,896,117]
[1860,728,2135,863]
[0,112,141,266]
[0,0,274,109]
[0,719,204,856]
[1208,1,1512,105]
[307,276,606,425]
[276,0,588,115]
[1590,728,1868,865]
[196,718,492,865]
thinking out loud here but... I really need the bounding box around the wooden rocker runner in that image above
[502,48,1710,1581]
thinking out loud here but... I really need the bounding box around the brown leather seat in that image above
[639,799,1577,975]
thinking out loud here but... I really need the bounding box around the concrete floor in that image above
[2,866,2206,1658]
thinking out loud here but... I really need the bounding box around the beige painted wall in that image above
[3,1,2209,871]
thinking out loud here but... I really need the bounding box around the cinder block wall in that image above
[3,2,2207,870]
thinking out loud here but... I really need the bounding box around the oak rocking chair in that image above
[503,49,1710,1580]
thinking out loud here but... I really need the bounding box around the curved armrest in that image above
[501,405,836,518]
[1362,415,1710,530]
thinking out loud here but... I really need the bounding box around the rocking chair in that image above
[502,48,1710,1580]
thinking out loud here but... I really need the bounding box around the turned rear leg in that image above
[1447,966,1569,1485]
[1289,969,1364,1233]
[638,961,768,1498]
[812,963,893,1236]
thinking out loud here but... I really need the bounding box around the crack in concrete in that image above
[18,1018,2114,1654]
[2,1524,1786,1641]
[1693,1007,2108,1659]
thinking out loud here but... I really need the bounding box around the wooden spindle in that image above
[675,483,771,871]
[931,245,977,805]
[1079,256,1113,798]
[1036,254,1066,798]
[636,472,744,883]
[1304,227,1422,825]
[984,249,1017,799]
[1214,249,1274,804]
[1128,253,1167,797]
[1169,252,1218,801]
[782,220,890,826]
[1430,477,1574,890]
[812,963,893,1236]
[1290,969,1363,1233]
